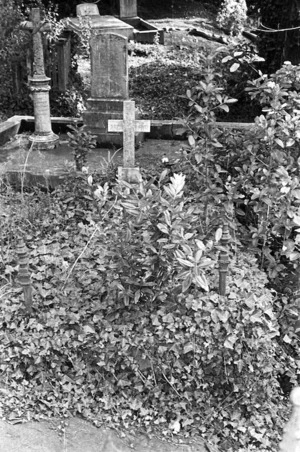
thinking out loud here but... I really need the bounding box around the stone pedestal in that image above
[28,75,59,149]
[83,99,124,146]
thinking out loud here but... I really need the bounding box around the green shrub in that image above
[0,172,288,450]
[216,0,248,36]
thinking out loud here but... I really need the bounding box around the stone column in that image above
[28,8,59,149]
[83,32,128,145]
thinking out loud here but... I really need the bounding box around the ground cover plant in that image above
[2,3,300,452]
[3,56,300,447]
[0,166,292,452]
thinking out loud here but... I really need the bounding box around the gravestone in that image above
[108,100,150,183]
[120,0,137,18]
[83,32,129,145]
[27,8,59,149]
[66,5,133,40]
[76,3,100,16]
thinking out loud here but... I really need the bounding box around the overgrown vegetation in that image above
[2,2,300,452]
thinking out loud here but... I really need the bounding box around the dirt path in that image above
[0,417,213,452]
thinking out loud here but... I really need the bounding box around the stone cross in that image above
[23,8,58,149]
[108,100,150,182]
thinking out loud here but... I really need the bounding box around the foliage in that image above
[67,124,96,171]
[216,0,248,36]
[0,171,288,451]
[257,0,300,73]
[50,84,86,118]
[172,49,240,234]
[129,36,263,122]
[0,0,32,116]
[180,57,300,281]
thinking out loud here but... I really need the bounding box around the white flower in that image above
[87,175,93,186]
[266,81,276,89]
[94,185,103,199]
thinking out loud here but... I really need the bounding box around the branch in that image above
[254,23,300,33]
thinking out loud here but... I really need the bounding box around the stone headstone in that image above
[90,33,128,99]
[76,3,100,16]
[83,33,129,145]
[108,100,150,182]
[120,0,137,18]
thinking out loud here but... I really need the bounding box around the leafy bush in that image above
[0,172,287,451]
[216,0,248,36]
[67,124,96,171]
[130,61,204,120]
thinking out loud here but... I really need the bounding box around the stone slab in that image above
[0,117,22,146]
[66,16,134,40]
[0,116,255,146]
[121,17,164,44]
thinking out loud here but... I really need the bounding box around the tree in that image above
[249,0,300,73]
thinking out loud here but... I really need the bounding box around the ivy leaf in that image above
[224,335,237,349]
[183,343,194,354]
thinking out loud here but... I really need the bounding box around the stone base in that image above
[118,166,142,184]
[29,132,59,150]
[83,98,144,147]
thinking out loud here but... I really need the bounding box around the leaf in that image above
[275,138,284,148]
[157,223,169,234]
[163,313,174,323]
[230,62,240,72]
[177,257,194,268]
[286,138,295,147]
[169,418,181,434]
[193,104,202,114]
[194,273,209,291]
[182,274,192,292]
[293,215,300,226]
[183,343,194,354]
[195,249,203,263]
[222,55,232,63]
[215,227,222,242]
[283,334,292,344]
[217,310,229,323]
[82,324,95,334]
[224,335,237,349]
[218,105,229,113]
[188,135,196,147]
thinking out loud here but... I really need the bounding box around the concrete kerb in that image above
[0,115,255,144]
